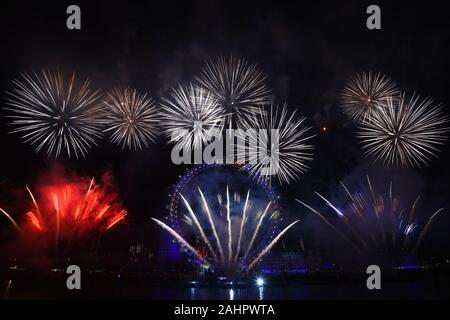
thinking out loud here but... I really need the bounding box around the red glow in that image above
[23,177,127,237]
[106,209,127,230]
[0,170,128,263]
[26,211,42,230]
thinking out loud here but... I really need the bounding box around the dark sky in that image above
[0,0,449,258]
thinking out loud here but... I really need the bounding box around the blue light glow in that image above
[256,277,265,286]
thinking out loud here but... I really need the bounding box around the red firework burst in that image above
[1,176,127,252]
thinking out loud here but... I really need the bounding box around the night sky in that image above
[0,0,449,261]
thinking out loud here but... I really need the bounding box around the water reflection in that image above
[259,286,264,300]
[229,288,234,300]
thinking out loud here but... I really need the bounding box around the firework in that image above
[102,88,160,150]
[195,55,271,127]
[0,176,127,255]
[151,217,210,266]
[247,220,299,271]
[0,208,22,233]
[358,94,450,167]
[4,69,103,158]
[413,208,444,253]
[297,175,444,257]
[341,72,398,121]
[237,103,315,185]
[161,84,225,150]
[153,186,298,275]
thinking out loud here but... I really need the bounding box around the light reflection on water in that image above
[2,279,445,299]
[156,280,441,300]
[187,287,256,300]
[188,286,264,300]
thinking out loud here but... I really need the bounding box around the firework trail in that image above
[195,55,271,128]
[151,217,210,267]
[295,199,362,254]
[238,103,315,185]
[341,71,399,122]
[244,201,272,258]
[0,177,127,255]
[407,195,421,225]
[0,208,22,233]
[199,188,225,262]
[226,186,233,265]
[102,87,160,150]
[247,220,299,271]
[358,94,450,167]
[181,194,218,261]
[234,190,250,263]
[161,84,225,151]
[4,69,103,158]
[26,186,42,223]
[297,175,444,257]
[314,192,370,251]
[153,186,297,275]
[53,192,61,251]
[413,208,444,253]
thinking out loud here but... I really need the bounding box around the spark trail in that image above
[297,176,444,257]
[153,186,297,275]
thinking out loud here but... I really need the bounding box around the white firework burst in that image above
[358,94,450,167]
[195,55,271,127]
[4,69,103,158]
[238,103,315,185]
[102,88,160,150]
[161,84,225,150]
[341,72,399,121]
